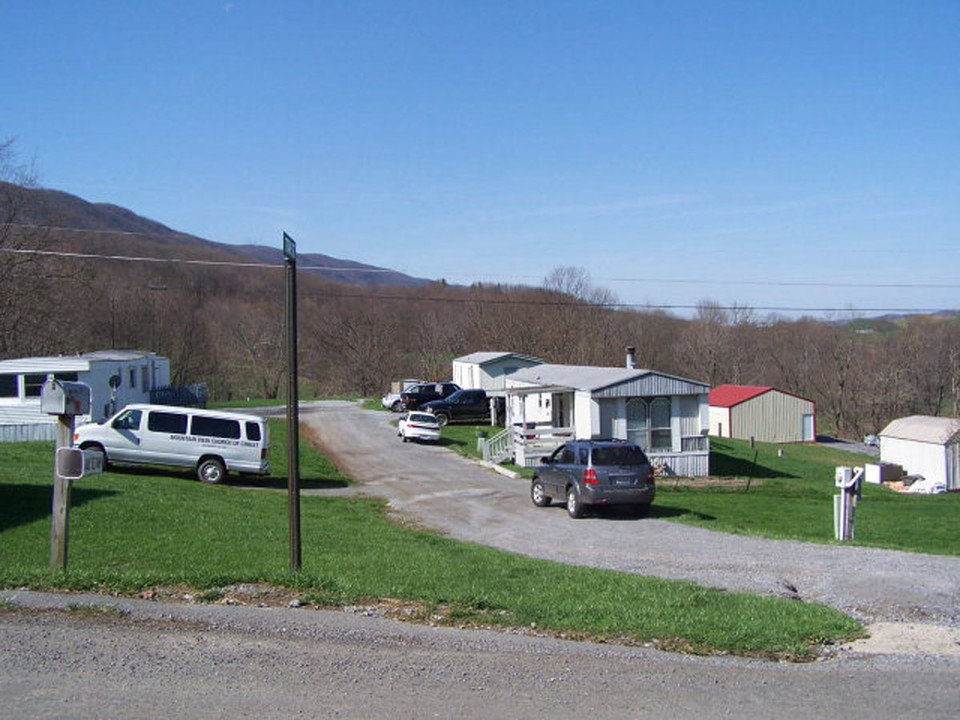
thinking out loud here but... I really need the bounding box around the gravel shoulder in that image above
[298,401,960,656]
[3,588,959,719]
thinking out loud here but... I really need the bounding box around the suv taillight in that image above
[583,468,598,485]
[648,467,655,482]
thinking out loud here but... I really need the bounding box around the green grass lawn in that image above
[0,420,862,659]
[654,438,960,556]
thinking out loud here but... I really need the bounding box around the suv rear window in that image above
[591,445,649,466]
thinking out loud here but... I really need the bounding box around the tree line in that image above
[3,142,958,439]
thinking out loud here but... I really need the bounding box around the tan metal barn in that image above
[709,385,816,443]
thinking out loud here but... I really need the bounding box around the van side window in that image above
[0,374,17,398]
[148,411,188,434]
[191,416,241,439]
[112,409,142,431]
[245,422,262,441]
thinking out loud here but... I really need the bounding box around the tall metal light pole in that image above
[283,232,301,571]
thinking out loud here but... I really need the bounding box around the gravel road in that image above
[298,402,960,627]
[3,589,959,720]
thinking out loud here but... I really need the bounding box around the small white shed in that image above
[879,415,960,491]
[452,352,542,392]
[0,350,170,440]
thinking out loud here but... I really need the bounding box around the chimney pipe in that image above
[626,346,637,369]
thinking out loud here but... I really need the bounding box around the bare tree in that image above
[0,138,53,355]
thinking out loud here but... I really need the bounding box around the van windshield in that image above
[112,409,142,431]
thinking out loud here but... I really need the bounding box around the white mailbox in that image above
[56,447,104,480]
[40,377,91,416]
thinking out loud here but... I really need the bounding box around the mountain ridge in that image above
[0,181,431,287]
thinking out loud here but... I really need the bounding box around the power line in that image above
[5,223,958,290]
[2,245,957,316]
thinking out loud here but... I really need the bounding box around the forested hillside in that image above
[2,161,958,439]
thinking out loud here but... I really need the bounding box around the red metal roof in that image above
[709,385,773,408]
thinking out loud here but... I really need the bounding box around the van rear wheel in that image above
[198,458,226,484]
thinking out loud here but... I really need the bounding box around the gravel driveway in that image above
[3,401,959,718]
[299,401,960,627]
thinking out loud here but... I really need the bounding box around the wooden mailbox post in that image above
[41,377,99,570]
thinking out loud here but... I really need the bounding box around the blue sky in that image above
[4,1,959,316]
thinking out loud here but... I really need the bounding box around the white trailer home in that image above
[879,415,960,491]
[503,363,710,475]
[0,350,170,441]
[452,352,543,392]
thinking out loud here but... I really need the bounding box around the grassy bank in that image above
[655,438,959,555]
[0,422,861,659]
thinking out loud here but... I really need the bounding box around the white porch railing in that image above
[478,424,574,467]
[513,425,573,467]
[681,434,709,452]
[480,427,512,463]
[479,428,710,474]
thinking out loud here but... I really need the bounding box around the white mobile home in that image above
[879,415,960,491]
[452,352,543,392]
[504,363,710,475]
[0,350,170,441]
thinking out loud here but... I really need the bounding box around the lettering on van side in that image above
[169,434,259,448]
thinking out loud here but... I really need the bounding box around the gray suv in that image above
[531,440,655,518]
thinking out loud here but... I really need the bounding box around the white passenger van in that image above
[74,404,270,483]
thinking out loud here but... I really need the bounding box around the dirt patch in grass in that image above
[658,476,762,490]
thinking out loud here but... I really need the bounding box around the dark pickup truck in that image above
[400,382,460,411]
[421,389,490,426]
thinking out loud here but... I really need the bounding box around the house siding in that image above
[453,355,541,392]
[592,375,707,399]
[0,353,170,440]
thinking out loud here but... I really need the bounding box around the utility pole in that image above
[283,232,301,571]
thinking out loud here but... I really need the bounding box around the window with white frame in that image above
[626,398,648,448]
[649,397,672,450]
[626,397,672,451]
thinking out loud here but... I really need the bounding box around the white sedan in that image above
[397,411,441,443]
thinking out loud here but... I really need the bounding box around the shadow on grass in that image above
[709,453,791,479]
[648,504,715,521]
[539,503,712,522]
[92,466,350,491]
[247,475,350,491]
[0,482,118,533]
